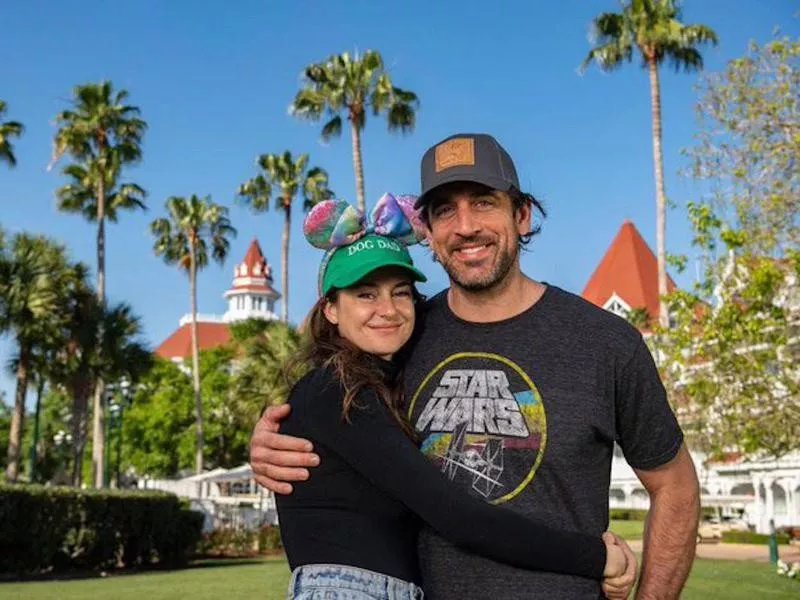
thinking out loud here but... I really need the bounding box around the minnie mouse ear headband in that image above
[303,192,428,297]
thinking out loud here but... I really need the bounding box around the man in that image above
[251,133,700,599]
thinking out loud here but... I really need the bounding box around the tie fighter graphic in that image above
[437,422,505,499]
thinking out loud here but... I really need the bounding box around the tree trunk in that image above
[71,388,89,487]
[648,58,670,329]
[189,242,204,475]
[27,378,45,483]
[350,118,366,213]
[92,176,107,487]
[5,343,30,482]
[281,199,291,323]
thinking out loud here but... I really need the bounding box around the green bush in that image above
[0,484,203,574]
[609,509,649,521]
[195,525,283,557]
[721,530,791,545]
[198,528,258,557]
[259,525,283,552]
[701,506,718,518]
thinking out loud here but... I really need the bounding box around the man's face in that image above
[425,183,531,292]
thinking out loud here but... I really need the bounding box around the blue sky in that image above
[1,1,797,404]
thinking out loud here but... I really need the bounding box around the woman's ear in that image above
[322,299,339,325]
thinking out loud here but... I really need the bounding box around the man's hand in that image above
[602,532,637,599]
[249,404,319,494]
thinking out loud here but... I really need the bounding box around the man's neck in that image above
[446,271,547,324]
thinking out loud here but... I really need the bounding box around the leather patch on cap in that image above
[435,138,475,172]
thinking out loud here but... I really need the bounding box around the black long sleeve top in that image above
[275,362,606,585]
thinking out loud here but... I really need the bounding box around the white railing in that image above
[179,313,226,326]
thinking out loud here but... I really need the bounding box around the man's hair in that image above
[420,182,547,246]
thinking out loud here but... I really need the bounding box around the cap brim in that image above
[327,258,427,293]
[415,173,514,209]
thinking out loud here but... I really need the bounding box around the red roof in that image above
[582,220,676,320]
[155,321,231,359]
[239,239,272,281]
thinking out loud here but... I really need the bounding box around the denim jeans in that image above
[287,564,425,600]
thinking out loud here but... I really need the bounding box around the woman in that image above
[276,194,635,599]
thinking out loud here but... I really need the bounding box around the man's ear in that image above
[322,300,338,325]
[516,200,532,237]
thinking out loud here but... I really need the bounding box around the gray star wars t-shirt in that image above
[404,285,683,599]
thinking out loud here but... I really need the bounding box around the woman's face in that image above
[323,267,416,360]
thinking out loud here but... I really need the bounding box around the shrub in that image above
[194,525,283,557]
[609,509,649,521]
[701,506,718,518]
[259,525,283,552]
[0,484,203,574]
[721,530,791,545]
[198,528,258,557]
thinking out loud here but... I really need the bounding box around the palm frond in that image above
[0,100,25,167]
[581,40,632,72]
[320,115,342,141]
[237,174,273,213]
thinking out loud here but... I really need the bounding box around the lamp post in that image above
[53,429,73,480]
[104,377,134,489]
[116,378,134,488]
[103,385,117,488]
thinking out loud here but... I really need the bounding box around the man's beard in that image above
[439,240,518,292]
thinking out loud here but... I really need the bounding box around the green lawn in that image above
[610,519,645,540]
[1,555,798,600]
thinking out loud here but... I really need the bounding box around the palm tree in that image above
[150,195,237,474]
[230,319,305,428]
[0,233,70,482]
[51,80,147,487]
[18,332,60,483]
[582,0,717,328]
[0,100,24,168]
[57,162,146,224]
[47,275,152,487]
[291,50,418,212]
[51,265,95,486]
[238,151,332,322]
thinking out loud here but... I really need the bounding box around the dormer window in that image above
[607,299,628,317]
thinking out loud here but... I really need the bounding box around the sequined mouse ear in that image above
[393,194,427,245]
[303,199,366,250]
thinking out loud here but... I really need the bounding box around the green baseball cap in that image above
[319,234,427,296]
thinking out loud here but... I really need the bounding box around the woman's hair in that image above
[298,287,424,440]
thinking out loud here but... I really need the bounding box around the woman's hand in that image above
[601,532,637,599]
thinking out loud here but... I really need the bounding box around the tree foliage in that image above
[659,35,800,459]
[685,35,799,254]
[0,100,24,168]
[291,49,418,211]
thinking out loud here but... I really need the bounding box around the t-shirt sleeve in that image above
[298,371,607,580]
[615,338,684,470]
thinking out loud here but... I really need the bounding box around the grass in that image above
[0,558,291,600]
[610,519,645,540]
[685,557,798,599]
[0,555,797,599]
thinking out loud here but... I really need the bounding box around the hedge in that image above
[0,484,203,574]
[721,530,791,545]
[609,509,649,521]
[196,525,283,557]
[611,507,722,521]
